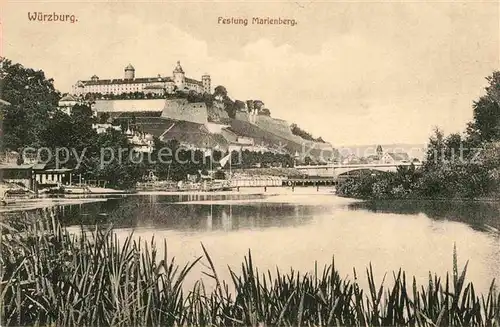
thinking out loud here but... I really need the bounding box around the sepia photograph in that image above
[0,0,499,325]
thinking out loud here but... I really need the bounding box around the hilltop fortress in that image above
[67,61,335,160]
[72,61,211,96]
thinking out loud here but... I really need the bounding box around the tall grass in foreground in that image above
[1,210,499,326]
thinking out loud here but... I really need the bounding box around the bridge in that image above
[294,162,422,181]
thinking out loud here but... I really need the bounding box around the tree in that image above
[423,127,446,171]
[80,129,146,189]
[224,98,236,118]
[187,90,203,103]
[467,96,500,142]
[234,100,246,111]
[485,70,500,106]
[0,58,60,150]
[212,85,238,118]
[259,108,271,116]
[202,92,214,107]
[253,100,265,111]
[246,100,255,112]
[290,123,324,142]
[466,71,500,143]
[443,133,464,162]
[39,103,97,169]
[99,112,111,124]
[213,85,228,98]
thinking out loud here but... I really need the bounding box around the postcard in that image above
[1,1,499,326]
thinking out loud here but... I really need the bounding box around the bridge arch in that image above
[333,166,396,176]
[335,168,388,182]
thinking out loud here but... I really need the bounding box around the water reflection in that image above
[3,193,500,294]
[45,194,316,232]
[349,200,500,232]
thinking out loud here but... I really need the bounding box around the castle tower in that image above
[172,61,185,90]
[124,64,135,79]
[202,74,211,94]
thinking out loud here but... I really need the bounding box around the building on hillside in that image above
[125,128,155,153]
[92,123,122,134]
[57,94,82,115]
[381,152,410,164]
[143,84,167,96]
[91,122,153,152]
[72,61,211,96]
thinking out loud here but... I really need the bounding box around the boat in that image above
[202,179,233,192]
[136,180,179,192]
[62,185,92,194]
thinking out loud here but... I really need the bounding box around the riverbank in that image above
[0,186,337,213]
[0,196,111,213]
[335,166,500,202]
[137,185,335,196]
[2,211,498,327]
[338,192,500,203]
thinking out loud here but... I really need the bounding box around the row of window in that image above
[77,83,207,93]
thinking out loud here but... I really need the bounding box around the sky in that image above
[1,0,499,146]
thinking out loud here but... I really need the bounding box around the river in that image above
[4,187,500,293]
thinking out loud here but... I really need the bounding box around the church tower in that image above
[124,64,135,79]
[202,73,211,94]
[173,61,185,90]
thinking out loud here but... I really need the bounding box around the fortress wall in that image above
[207,106,230,122]
[93,99,165,112]
[161,99,208,124]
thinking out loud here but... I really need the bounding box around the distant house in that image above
[366,154,381,163]
[381,152,410,164]
[0,162,72,191]
[342,153,360,165]
[127,130,155,153]
[58,94,80,115]
[92,123,122,134]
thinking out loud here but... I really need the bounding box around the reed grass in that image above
[1,209,499,326]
